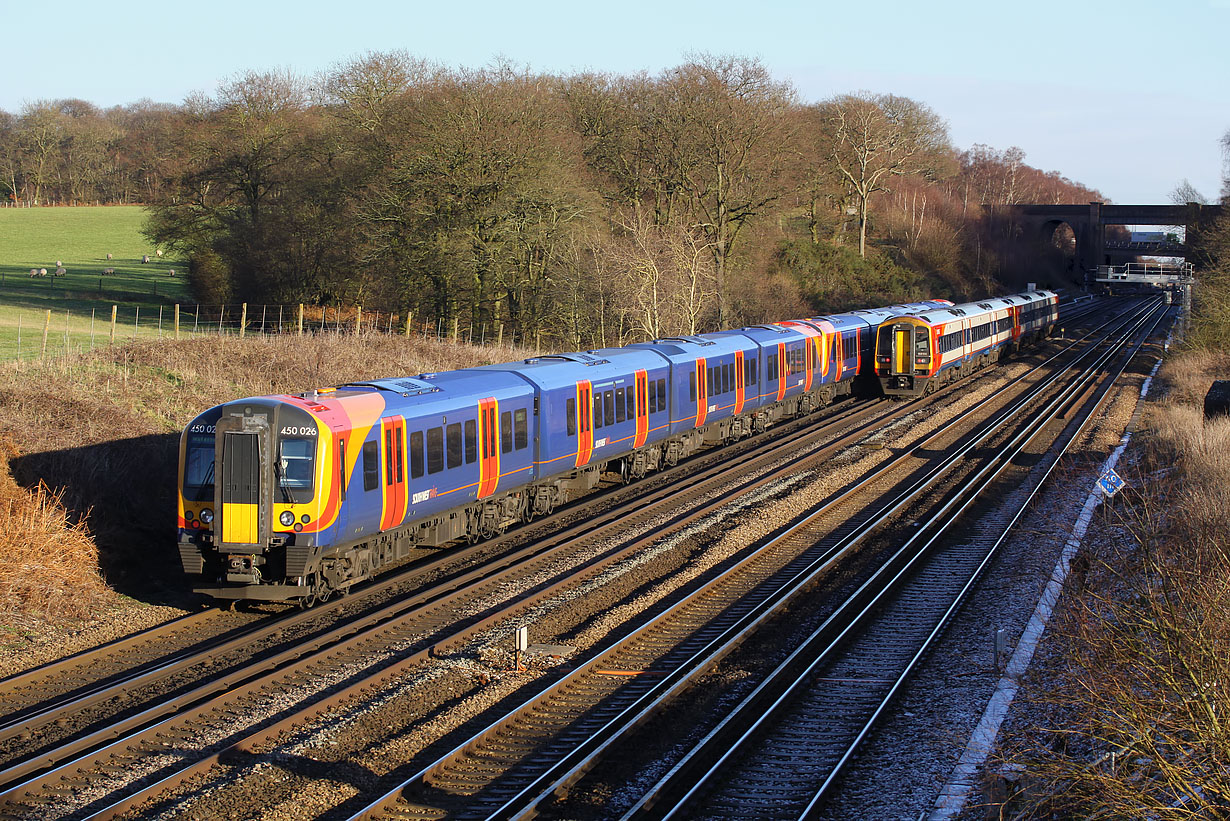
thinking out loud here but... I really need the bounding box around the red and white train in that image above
[874,290,1059,397]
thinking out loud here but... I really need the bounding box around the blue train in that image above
[178,297,990,605]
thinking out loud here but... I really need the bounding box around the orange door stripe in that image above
[634,370,648,448]
[695,358,708,427]
[734,350,745,414]
[776,343,787,401]
[478,398,500,498]
[380,416,407,530]
[804,338,814,391]
[576,381,593,467]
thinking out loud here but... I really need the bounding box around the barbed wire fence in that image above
[0,302,542,362]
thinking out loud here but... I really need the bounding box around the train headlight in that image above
[200,508,214,524]
[279,510,295,527]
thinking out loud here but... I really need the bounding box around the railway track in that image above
[0,296,1123,820]
[631,300,1169,820]
[0,359,968,820]
[341,298,1162,820]
[0,386,901,772]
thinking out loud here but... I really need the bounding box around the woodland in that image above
[0,53,1108,346]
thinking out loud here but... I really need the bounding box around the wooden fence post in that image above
[497,322,504,347]
[109,305,117,345]
[174,304,180,340]
[356,306,362,336]
[298,303,304,336]
[240,303,247,338]
[452,316,459,341]
[405,312,413,337]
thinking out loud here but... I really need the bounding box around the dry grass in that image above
[0,331,535,625]
[995,349,1230,818]
[0,437,110,632]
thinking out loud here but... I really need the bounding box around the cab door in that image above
[216,412,271,549]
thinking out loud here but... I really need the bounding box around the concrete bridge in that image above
[996,201,1223,273]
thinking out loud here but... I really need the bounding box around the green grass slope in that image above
[0,206,192,358]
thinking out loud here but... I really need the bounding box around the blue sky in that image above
[4,0,1227,205]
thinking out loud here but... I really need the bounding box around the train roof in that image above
[903,290,1057,325]
[476,348,668,390]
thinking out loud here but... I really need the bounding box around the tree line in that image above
[0,53,1107,347]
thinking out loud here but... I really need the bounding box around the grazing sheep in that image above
[167,269,176,277]
[55,260,61,267]
[38,268,47,277]
[155,249,163,258]
[141,255,149,263]
[103,268,115,275]
[29,268,38,278]
[55,267,66,276]
[106,253,113,260]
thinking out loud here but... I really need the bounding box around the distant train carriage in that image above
[875,290,1058,397]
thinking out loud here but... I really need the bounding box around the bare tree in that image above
[821,92,949,257]
[656,55,797,325]
[607,210,717,339]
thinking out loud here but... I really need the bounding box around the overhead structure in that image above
[1095,261,1194,287]
[995,202,1222,273]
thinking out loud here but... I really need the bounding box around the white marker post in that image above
[514,626,528,673]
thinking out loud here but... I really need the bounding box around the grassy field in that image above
[0,206,192,358]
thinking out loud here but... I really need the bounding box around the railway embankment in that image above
[967,346,1230,817]
[0,333,533,664]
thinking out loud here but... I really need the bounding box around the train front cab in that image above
[179,396,340,601]
[875,317,934,397]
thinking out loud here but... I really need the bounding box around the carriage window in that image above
[567,397,576,436]
[725,363,734,393]
[501,411,513,452]
[405,431,421,479]
[657,378,666,409]
[603,390,615,426]
[447,423,462,469]
[514,408,528,449]
[465,420,476,463]
[627,386,636,419]
[593,394,603,429]
[747,357,757,385]
[689,371,696,402]
[768,354,778,381]
[615,387,626,422]
[426,427,443,474]
[363,440,380,490]
[383,428,394,485]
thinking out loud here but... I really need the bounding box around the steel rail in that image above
[0,377,928,819]
[344,299,1153,821]
[0,389,895,774]
[641,299,1169,820]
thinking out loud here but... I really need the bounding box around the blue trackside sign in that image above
[1098,468,1126,497]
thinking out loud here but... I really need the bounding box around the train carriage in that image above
[626,334,753,461]
[481,348,672,496]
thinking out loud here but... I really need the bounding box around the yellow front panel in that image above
[895,329,911,374]
[222,502,259,544]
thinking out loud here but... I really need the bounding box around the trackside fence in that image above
[0,303,541,362]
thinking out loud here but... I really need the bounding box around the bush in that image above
[773,239,947,312]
